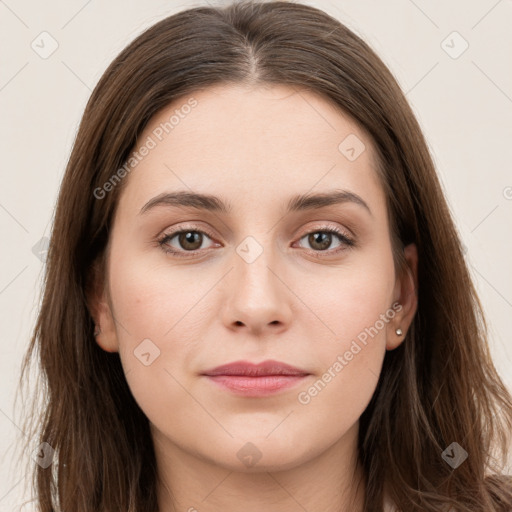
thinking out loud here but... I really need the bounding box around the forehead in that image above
[116,83,385,218]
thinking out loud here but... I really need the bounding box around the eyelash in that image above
[156,224,356,258]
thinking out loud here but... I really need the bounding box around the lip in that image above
[201,359,310,397]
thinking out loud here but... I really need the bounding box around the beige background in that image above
[1,0,511,509]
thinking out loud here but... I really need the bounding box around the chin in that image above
[202,435,314,473]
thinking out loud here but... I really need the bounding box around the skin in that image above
[89,83,418,512]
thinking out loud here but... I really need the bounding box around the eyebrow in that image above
[139,189,372,216]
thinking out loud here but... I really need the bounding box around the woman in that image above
[19,1,512,511]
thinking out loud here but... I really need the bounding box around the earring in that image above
[93,325,101,336]
[395,328,403,336]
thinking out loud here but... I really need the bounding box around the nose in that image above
[220,243,293,336]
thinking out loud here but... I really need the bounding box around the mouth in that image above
[201,359,311,397]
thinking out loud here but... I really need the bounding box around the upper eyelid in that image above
[160,224,217,241]
[159,222,351,238]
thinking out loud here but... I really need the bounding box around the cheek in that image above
[106,250,216,413]
[294,251,395,409]
[298,299,390,407]
[108,249,211,343]
[293,284,392,443]
[302,249,395,347]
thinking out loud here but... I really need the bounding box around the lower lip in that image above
[204,375,308,397]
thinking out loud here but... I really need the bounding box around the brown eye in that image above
[296,227,355,255]
[307,232,332,251]
[158,227,218,257]
[177,231,203,251]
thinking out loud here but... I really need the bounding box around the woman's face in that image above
[93,83,417,472]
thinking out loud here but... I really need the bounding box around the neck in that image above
[153,422,366,512]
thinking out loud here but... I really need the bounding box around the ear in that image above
[386,243,418,351]
[86,258,119,353]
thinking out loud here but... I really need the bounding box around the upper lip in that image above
[202,359,310,377]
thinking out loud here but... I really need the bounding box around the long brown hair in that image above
[17,1,512,510]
